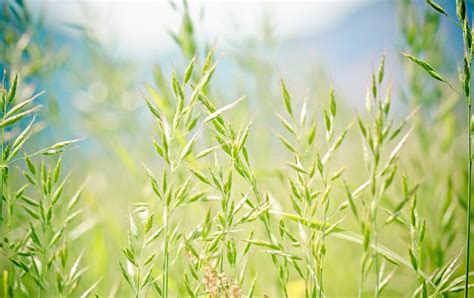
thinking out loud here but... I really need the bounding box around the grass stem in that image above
[163,206,169,298]
[465,103,472,298]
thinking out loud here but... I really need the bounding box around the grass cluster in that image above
[0,0,473,297]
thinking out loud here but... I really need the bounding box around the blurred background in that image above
[1,0,469,296]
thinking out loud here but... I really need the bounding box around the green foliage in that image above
[1,0,473,297]
[0,74,94,297]
[404,0,473,296]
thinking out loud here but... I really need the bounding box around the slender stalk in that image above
[319,178,329,298]
[373,215,380,297]
[302,201,314,295]
[2,270,7,298]
[136,236,147,298]
[358,263,364,298]
[0,98,5,225]
[0,95,6,295]
[319,200,327,298]
[462,1,472,294]
[465,102,472,298]
[163,206,169,298]
[371,144,380,298]
[373,198,380,298]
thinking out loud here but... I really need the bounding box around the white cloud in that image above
[32,0,374,60]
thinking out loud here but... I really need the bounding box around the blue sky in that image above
[24,0,460,117]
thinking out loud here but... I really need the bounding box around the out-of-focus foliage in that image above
[1,0,69,123]
[400,0,466,272]
[0,0,66,78]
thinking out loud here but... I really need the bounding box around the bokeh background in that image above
[1,0,470,296]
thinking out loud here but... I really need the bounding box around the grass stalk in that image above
[0,74,6,226]
[163,206,169,298]
[459,1,472,295]
[466,102,472,297]
[0,119,4,225]
[319,185,328,298]
[372,180,380,298]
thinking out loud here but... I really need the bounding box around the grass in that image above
[0,0,473,296]
[0,74,95,296]
[403,0,472,296]
[270,78,349,297]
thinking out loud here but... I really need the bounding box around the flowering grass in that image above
[0,0,473,297]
